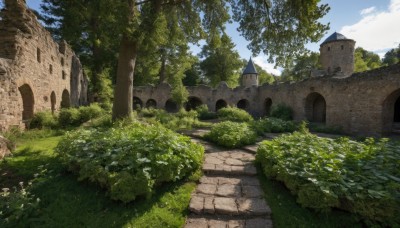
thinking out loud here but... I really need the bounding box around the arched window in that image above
[18,84,35,121]
[133,97,143,110]
[61,89,71,108]
[165,99,178,113]
[305,92,326,123]
[237,99,250,111]
[216,99,227,111]
[146,99,157,108]
[185,97,202,111]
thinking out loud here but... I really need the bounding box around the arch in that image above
[305,92,326,123]
[146,99,157,108]
[50,91,56,114]
[185,96,203,111]
[216,99,227,111]
[18,84,34,121]
[395,96,400,122]
[382,89,400,134]
[265,98,272,116]
[165,99,178,113]
[237,99,250,111]
[60,89,71,108]
[133,97,143,110]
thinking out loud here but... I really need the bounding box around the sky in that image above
[24,0,400,75]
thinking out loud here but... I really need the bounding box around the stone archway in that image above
[185,96,202,111]
[165,99,178,113]
[61,89,71,108]
[395,96,400,122]
[50,91,56,114]
[305,92,326,123]
[18,84,34,121]
[265,98,272,116]
[216,99,227,111]
[237,99,250,111]
[133,97,143,110]
[146,99,157,108]
[383,89,400,134]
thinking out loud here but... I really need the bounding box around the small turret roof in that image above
[321,32,351,45]
[243,57,258,75]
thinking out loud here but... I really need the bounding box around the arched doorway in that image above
[146,99,157,108]
[165,99,178,113]
[18,84,34,121]
[61,89,71,108]
[133,97,143,110]
[305,92,326,123]
[383,89,400,134]
[265,98,272,116]
[50,91,56,114]
[394,96,400,122]
[216,99,227,111]
[237,99,250,111]
[185,97,202,111]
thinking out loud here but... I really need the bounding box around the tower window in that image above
[62,70,66,80]
[341,45,344,50]
[37,48,41,63]
[49,64,53,74]
[328,47,331,51]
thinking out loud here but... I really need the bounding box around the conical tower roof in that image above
[321,32,351,45]
[242,57,258,75]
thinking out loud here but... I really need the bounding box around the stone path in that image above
[184,138,273,228]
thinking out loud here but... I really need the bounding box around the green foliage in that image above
[354,47,382,73]
[78,103,105,123]
[195,104,217,120]
[217,106,253,122]
[308,122,343,134]
[139,108,200,130]
[205,121,257,148]
[383,44,400,66]
[281,52,321,82]
[270,103,293,120]
[29,111,58,129]
[55,122,204,202]
[250,118,298,135]
[257,132,400,226]
[58,108,81,127]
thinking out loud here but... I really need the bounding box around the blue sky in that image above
[25,0,400,75]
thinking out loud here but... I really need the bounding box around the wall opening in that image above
[237,99,250,111]
[18,84,34,121]
[37,48,41,63]
[395,96,400,122]
[146,99,157,108]
[62,70,66,80]
[216,99,227,111]
[185,96,202,111]
[61,89,71,108]
[265,98,272,116]
[133,97,143,110]
[49,64,53,74]
[51,91,56,114]
[305,92,326,123]
[165,99,178,113]
[383,89,400,134]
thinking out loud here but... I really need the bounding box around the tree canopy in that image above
[354,47,382,73]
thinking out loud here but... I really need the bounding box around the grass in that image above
[0,131,197,228]
[256,164,363,228]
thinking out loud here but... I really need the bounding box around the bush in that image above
[29,111,58,129]
[58,108,81,127]
[204,121,257,148]
[257,130,400,226]
[140,108,200,130]
[78,103,104,123]
[308,123,343,134]
[270,103,293,120]
[250,118,298,135]
[195,105,217,120]
[55,121,204,203]
[217,106,253,122]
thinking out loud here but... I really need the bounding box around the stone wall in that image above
[0,0,88,131]
[320,39,355,77]
[133,64,400,136]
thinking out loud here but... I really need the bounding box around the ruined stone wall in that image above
[0,0,88,131]
[133,64,400,136]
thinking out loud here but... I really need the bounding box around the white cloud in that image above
[360,6,376,15]
[253,56,282,76]
[340,0,400,53]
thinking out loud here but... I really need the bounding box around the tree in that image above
[383,44,400,66]
[183,57,203,86]
[281,52,321,81]
[255,64,275,85]
[354,47,382,73]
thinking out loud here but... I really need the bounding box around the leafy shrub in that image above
[308,123,343,134]
[141,108,200,130]
[195,105,217,120]
[78,103,104,123]
[270,103,293,120]
[55,121,204,203]
[29,111,58,129]
[217,106,253,122]
[250,118,297,135]
[204,121,257,148]
[257,130,400,226]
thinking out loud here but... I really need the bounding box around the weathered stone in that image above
[204,197,215,214]
[245,218,273,228]
[205,156,224,165]
[219,177,241,185]
[208,219,227,228]
[237,198,271,215]
[197,184,217,195]
[216,184,241,197]
[185,218,208,228]
[199,176,219,185]
[0,135,12,159]
[242,185,264,198]
[203,164,216,172]
[228,220,246,228]
[189,196,204,214]
[226,158,244,166]
[214,197,238,215]
[231,165,257,175]
[240,177,261,186]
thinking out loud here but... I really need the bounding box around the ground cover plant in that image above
[195,104,217,120]
[270,103,293,120]
[204,121,257,148]
[217,106,253,122]
[256,126,400,226]
[250,117,298,135]
[56,121,204,203]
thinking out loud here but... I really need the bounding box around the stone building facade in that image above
[133,33,400,136]
[0,0,88,131]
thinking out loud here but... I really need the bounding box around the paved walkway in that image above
[184,137,273,228]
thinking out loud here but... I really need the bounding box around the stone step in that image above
[185,217,273,228]
[195,177,264,198]
[202,150,257,176]
[203,164,257,176]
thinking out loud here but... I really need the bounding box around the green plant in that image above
[257,131,400,226]
[29,111,58,129]
[217,106,253,122]
[58,108,81,127]
[250,117,298,135]
[308,122,343,134]
[204,121,257,148]
[270,103,293,120]
[195,104,217,120]
[78,103,104,123]
[55,121,204,203]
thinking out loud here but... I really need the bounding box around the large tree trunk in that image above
[112,36,138,120]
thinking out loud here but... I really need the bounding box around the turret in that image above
[242,57,258,87]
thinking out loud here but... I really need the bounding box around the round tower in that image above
[242,57,258,87]
[320,32,356,77]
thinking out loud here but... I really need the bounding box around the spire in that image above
[242,57,258,75]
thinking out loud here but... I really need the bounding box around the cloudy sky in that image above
[25,0,400,75]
